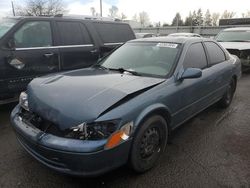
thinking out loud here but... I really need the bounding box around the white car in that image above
[168,33,201,38]
[216,27,250,70]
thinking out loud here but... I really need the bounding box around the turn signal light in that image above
[105,121,133,149]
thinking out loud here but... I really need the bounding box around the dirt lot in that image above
[0,74,250,188]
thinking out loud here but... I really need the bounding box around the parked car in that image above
[11,37,241,176]
[216,27,250,70]
[135,33,157,38]
[0,16,135,104]
[169,32,201,38]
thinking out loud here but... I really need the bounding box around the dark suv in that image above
[0,16,135,104]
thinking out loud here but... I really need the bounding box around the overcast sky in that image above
[1,0,250,23]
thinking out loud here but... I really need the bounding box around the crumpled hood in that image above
[219,42,250,50]
[27,68,165,130]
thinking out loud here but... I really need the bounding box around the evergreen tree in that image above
[171,13,184,26]
[204,9,212,26]
[192,11,198,26]
[184,12,193,26]
[196,8,204,26]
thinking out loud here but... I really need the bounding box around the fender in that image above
[134,103,172,129]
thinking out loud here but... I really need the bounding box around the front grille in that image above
[19,108,65,137]
[227,49,250,60]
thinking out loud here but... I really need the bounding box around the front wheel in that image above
[129,115,168,173]
[218,78,236,108]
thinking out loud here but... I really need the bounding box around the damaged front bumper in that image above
[240,58,250,68]
[10,105,132,176]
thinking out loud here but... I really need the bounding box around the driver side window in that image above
[14,21,52,48]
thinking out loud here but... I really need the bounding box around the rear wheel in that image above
[218,78,236,108]
[129,115,168,173]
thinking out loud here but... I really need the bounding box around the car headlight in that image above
[65,120,121,140]
[65,120,134,149]
[19,92,29,111]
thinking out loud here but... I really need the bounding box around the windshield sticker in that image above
[156,43,178,48]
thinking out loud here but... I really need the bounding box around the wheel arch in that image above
[232,75,237,92]
[134,103,172,135]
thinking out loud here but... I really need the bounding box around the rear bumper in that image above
[11,106,132,177]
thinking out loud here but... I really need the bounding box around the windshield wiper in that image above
[92,64,109,70]
[109,68,141,76]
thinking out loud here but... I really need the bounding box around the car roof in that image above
[136,33,155,35]
[169,32,200,36]
[5,16,128,25]
[129,36,212,44]
[222,27,250,31]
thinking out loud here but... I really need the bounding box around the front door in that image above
[172,42,213,126]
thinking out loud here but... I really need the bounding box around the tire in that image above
[129,115,168,173]
[218,78,236,108]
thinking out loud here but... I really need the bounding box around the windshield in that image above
[216,30,250,42]
[0,19,17,39]
[100,42,181,77]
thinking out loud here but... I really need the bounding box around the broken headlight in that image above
[65,120,120,140]
[240,50,250,65]
[19,92,29,111]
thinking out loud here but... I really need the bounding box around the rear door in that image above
[92,22,135,57]
[4,20,59,93]
[203,41,232,99]
[56,21,98,70]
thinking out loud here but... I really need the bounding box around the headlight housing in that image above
[65,120,134,149]
[65,120,120,140]
[19,92,29,111]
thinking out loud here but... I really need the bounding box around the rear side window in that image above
[57,22,92,45]
[14,21,52,48]
[183,42,207,69]
[93,23,135,43]
[204,42,226,65]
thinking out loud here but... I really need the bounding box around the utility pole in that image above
[176,16,179,32]
[100,0,102,17]
[11,1,16,16]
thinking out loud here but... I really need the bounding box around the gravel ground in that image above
[0,74,250,188]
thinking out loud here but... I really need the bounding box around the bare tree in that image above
[221,10,235,19]
[139,11,150,27]
[109,5,118,18]
[132,14,138,21]
[242,11,250,18]
[120,13,127,20]
[211,13,220,26]
[16,0,66,16]
[90,7,96,16]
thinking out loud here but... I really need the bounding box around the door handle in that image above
[44,53,54,58]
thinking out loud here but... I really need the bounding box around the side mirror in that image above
[7,38,16,50]
[179,68,202,80]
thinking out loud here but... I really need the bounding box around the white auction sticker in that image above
[156,43,178,48]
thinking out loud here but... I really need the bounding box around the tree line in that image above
[14,0,250,28]
[170,9,240,27]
